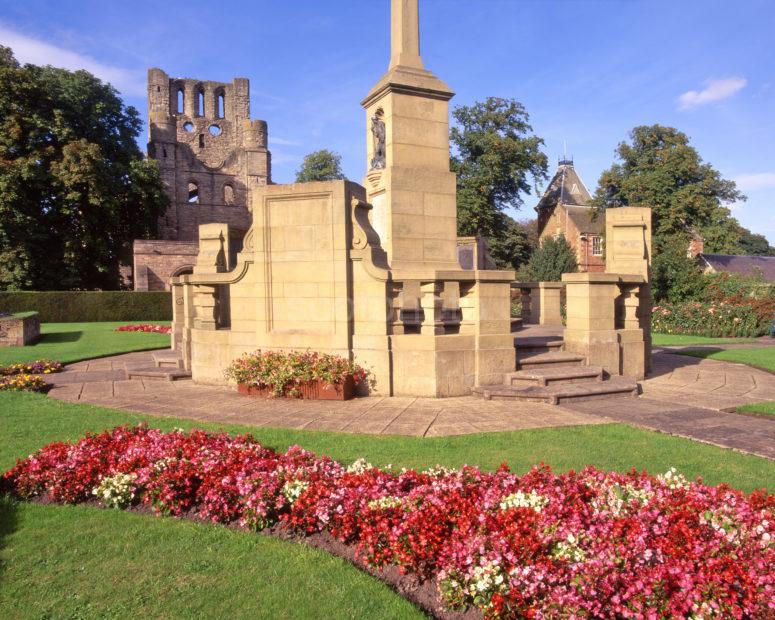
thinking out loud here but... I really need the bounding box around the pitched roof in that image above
[565,205,605,235]
[699,254,775,281]
[536,163,593,211]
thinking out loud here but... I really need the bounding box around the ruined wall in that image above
[135,68,271,290]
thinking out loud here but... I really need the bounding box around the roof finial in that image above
[559,142,573,166]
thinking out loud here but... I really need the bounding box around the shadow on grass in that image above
[0,495,18,583]
[39,331,83,344]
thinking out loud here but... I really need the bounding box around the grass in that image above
[737,401,775,417]
[653,333,758,346]
[0,321,170,366]
[1,322,773,618]
[674,346,775,373]
[2,395,773,619]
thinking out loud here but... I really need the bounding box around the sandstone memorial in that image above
[166,0,653,399]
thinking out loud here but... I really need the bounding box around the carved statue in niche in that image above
[370,112,386,170]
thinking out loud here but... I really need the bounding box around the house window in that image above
[591,236,603,256]
[187,182,199,204]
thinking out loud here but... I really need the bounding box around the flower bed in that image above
[652,300,774,338]
[225,350,369,399]
[0,359,62,376]
[114,324,171,334]
[3,426,772,618]
[0,374,48,392]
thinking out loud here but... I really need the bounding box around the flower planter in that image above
[237,376,356,401]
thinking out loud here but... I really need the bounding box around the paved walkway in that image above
[45,351,606,437]
[43,349,775,458]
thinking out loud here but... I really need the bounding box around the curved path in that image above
[43,349,775,459]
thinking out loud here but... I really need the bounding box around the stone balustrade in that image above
[513,282,564,327]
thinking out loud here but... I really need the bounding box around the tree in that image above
[0,46,168,290]
[450,97,547,267]
[651,238,706,302]
[593,124,745,261]
[521,236,577,282]
[295,149,346,182]
[737,226,775,256]
[487,216,536,270]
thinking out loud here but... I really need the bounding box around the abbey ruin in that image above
[133,69,271,291]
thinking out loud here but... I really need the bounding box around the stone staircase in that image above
[473,334,639,405]
[126,350,191,382]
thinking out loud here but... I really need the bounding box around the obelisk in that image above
[362,0,458,272]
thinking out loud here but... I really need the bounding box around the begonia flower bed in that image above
[114,324,171,334]
[2,425,773,619]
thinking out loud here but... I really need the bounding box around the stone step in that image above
[126,367,191,382]
[517,351,585,370]
[152,352,185,369]
[514,336,564,350]
[510,317,523,332]
[474,378,639,405]
[504,365,603,388]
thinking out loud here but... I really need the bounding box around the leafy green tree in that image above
[0,46,168,290]
[487,216,536,270]
[450,97,547,267]
[295,149,346,182]
[737,226,775,256]
[593,124,745,263]
[521,235,577,282]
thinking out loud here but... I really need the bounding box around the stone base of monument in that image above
[237,377,356,401]
[0,312,41,347]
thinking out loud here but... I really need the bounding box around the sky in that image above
[2,0,774,242]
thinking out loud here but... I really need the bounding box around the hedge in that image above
[0,292,172,323]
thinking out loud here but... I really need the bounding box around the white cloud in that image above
[0,24,145,97]
[677,76,747,110]
[734,172,775,192]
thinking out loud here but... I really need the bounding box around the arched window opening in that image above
[217,92,225,119]
[187,182,199,204]
[198,134,205,149]
[176,89,184,114]
[223,184,235,205]
[162,147,167,158]
[196,88,204,116]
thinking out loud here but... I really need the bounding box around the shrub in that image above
[3,425,773,619]
[225,350,370,396]
[652,300,774,337]
[0,291,171,322]
[520,235,577,282]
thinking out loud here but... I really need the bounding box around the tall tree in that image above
[295,149,346,182]
[737,226,775,256]
[450,97,547,268]
[593,124,745,254]
[0,46,168,290]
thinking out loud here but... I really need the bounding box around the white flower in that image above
[92,472,137,509]
[346,458,374,474]
[368,496,404,510]
[281,479,309,505]
[499,490,548,513]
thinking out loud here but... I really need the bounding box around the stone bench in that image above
[0,312,41,347]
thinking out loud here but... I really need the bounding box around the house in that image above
[534,158,605,273]
[687,231,775,282]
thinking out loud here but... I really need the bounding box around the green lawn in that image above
[0,321,170,366]
[653,333,758,346]
[2,394,773,619]
[674,346,775,373]
[1,322,774,618]
[738,401,775,417]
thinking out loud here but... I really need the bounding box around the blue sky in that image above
[2,0,774,241]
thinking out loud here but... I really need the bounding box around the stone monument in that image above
[170,0,517,397]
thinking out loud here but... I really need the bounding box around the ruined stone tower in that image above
[133,68,271,291]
